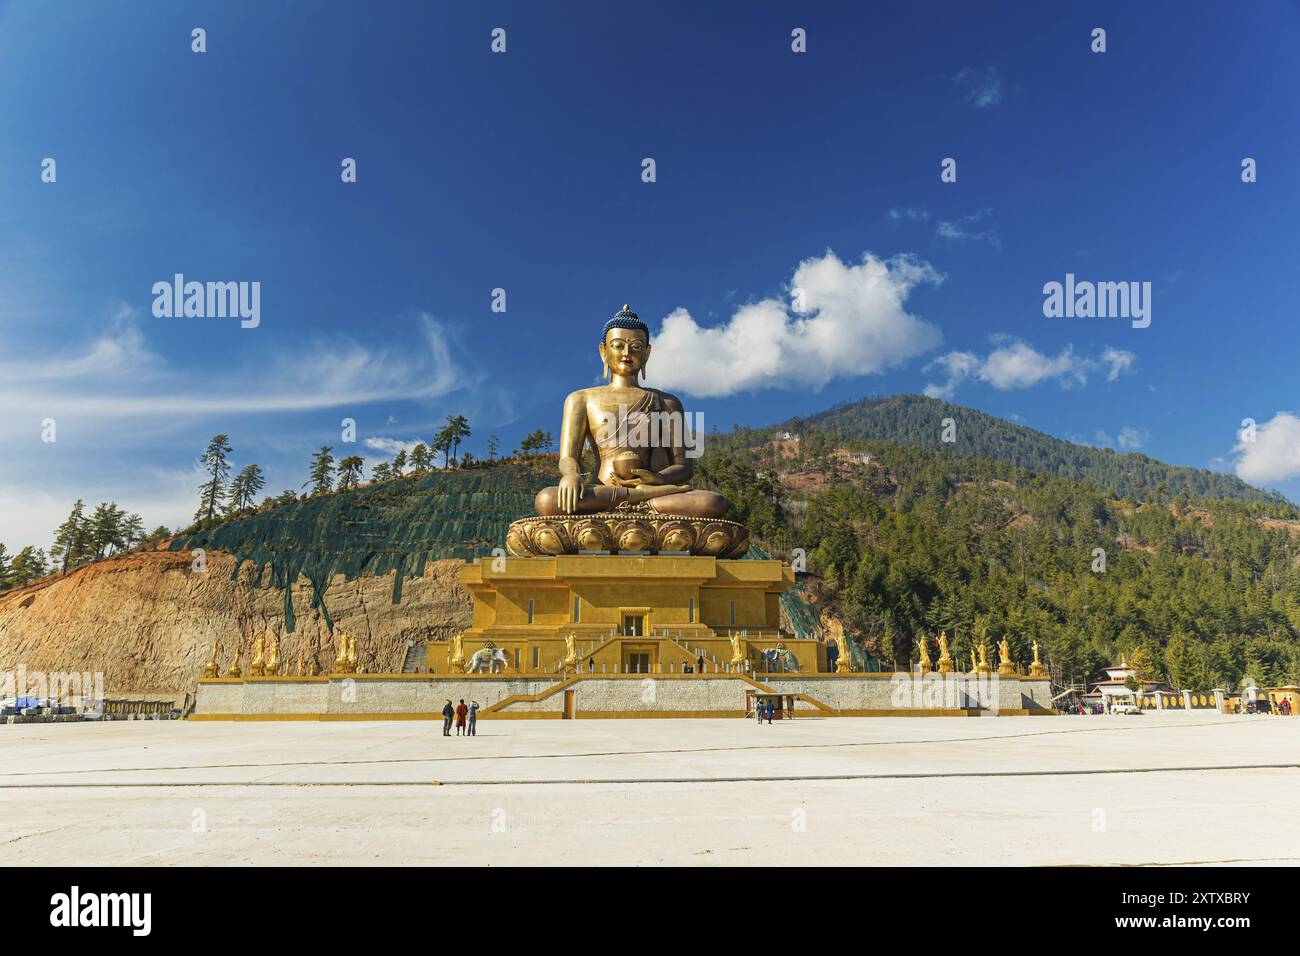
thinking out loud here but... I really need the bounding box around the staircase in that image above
[401,642,427,673]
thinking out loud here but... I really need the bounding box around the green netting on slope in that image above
[747,544,881,671]
[172,465,547,632]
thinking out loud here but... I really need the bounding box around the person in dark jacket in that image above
[765,700,774,724]
[441,699,454,736]
[696,652,705,673]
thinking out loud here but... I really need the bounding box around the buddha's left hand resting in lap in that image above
[533,305,728,519]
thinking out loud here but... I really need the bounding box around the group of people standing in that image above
[442,698,478,736]
[753,699,778,724]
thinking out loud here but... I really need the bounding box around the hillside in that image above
[6,400,1300,698]
[696,433,1300,691]
[0,549,470,699]
[171,462,547,631]
[792,394,1287,507]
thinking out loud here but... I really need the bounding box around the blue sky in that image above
[3,0,1299,547]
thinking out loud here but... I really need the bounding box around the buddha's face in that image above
[599,328,650,378]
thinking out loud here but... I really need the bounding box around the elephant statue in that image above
[759,645,799,673]
[466,647,510,674]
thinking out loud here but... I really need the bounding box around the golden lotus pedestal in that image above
[506,511,749,559]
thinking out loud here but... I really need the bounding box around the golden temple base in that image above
[431,553,819,675]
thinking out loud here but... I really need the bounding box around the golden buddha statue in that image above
[936,631,953,674]
[730,631,747,667]
[509,306,746,557]
[917,635,932,674]
[997,636,1015,676]
[976,641,992,674]
[332,631,350,674]
[203,641,223,679]
[228,643,242,679]
[1029,639,1047,677]
[266,632,280,676]
[250,635,266,677]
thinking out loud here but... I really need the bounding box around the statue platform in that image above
[505,511,749,558]
[437,553,816,675]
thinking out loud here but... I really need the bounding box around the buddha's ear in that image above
[598,341,610,381]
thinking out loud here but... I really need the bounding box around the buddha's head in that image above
[600,304,650,381]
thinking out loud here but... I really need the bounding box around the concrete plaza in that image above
[1,713,1296,866]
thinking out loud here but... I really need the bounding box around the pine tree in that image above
[51,499,88,573]
[444,414,471,466]
[391,448,408,476]
[122,513,145,549]
[409,444,431,472]
[0,544,11,589]
[305,446,336,495]
[487,434,499,461]
[337,455,365,491]
[88,502,127,558]
[196,434,233,520]
[370,462,392,483]
[8,546,48,586]
[519,429,548,455]
[226,464,266,513]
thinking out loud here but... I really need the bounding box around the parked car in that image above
[1112,702,1142,715]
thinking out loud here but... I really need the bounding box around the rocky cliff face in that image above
[0,548,472,699]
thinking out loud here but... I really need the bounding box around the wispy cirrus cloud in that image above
[956,66,1003,108]
[0,309,470,429]
[952,66,1003,108]
[936,208,1000,249]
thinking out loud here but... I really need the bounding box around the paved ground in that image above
[1,713,1297,866]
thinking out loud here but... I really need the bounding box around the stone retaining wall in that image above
[195,672,1055,718]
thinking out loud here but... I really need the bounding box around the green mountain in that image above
[154,396,1299,690]
[696,432,1300,691]
[786,394,1285,506]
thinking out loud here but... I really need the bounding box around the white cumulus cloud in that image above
[647,250,944,398]
[1233,413,1300,484]
[923,339,1136,399]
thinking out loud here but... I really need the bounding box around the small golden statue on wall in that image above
[332,631,352,674]
[997,636,1015,676]
[203,641,224,678]
[936,631,953,675]
[976,641,993,675]
[449,633,466,673]
[917,635,932,674]
[228,642,243,678]
[730,631,746,668]
[250,634,266,677]
[266,631,281,676]
[1029,639,1047,678]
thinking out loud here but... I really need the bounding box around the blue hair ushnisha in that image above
[602,304,650,342]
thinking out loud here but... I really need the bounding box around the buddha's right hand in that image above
[557,473,582,514]
[625,484,691,503]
